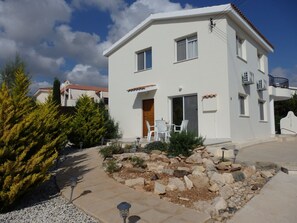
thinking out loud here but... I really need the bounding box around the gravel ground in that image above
[0,176,99,223]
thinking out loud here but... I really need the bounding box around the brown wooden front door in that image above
[142,99,154,137]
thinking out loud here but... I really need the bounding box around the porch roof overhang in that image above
[127,84,158,93]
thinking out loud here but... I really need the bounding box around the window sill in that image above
[174,56,198,64]
[258,69,265,74]
[134,68,152,74]
[237,56,247,63]
[259,120,268,123]
[239,115,250,118]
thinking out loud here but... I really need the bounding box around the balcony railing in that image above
[269,75,289,88]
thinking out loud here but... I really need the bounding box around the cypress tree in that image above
[68,95,106,148]
[52,78,61,106]
[0,68,68,212]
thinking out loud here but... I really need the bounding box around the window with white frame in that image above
[236,35,245,59]
[257,52,264,72]
[176,34,198,62]
[258,99,266,121]
[136,48,152,71]
[238,93,248,116]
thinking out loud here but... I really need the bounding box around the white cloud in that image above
[271,65,297,87]
[71,0,125,12]
[30,80,52,95]
[0,0,71,44]
[66,64,108,87]
[108,0,192,42]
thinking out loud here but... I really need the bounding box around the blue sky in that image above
[0,0,296,93]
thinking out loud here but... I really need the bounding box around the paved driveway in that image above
[237,140,297,166]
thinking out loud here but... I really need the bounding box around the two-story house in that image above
[103,4,291,142]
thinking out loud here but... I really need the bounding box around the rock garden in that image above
[100,134,279,223]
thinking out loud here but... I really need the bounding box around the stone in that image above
[178,197,190,201]
[216,161,232,171]
[113,152,150,161]
[210,172,225,186]
[166,183,177,191]
[243,166,256,178]
[251,185,258,190]
[194,146,206,151]
[125,177,145,187]
[146,161,168,173]
[212,197,227,213]
[151,173,159,181]
[222,173,234,184]
[261,170,273,179]
[192,165,205,172]
[184,176,193,189]
[203,159,216,172]
[185,153,203,164]
[154,181,166,195]
[220,185,234,200]
[151,150,162,155]
[168,177,186,191]
[169,158,179,164]
[162,168,174,175]
[177,166,191,172]
[122,162,134,169]
[189,175,210,189]
[231,163,242,171]
[232,171,245,182]
[208,183,219,192]
[173,169,189,178]
[112,173,125,183]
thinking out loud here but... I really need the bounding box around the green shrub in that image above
[99,144,124,160]
[68,96,106,148]
[0,68,68,212]
[105,160,121,173]
[130,157,146,168]
[169,131,205,157]
[144,141,168,152]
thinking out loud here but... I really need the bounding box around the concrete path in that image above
[228,172,297,223]
[56,147,210,223]
[237,140,297,171]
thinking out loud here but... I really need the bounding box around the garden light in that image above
[117,202,131,223]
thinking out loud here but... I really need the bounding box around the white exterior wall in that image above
[226,19,271,141]
[61,89,106,106]
[109,17,231,139]
[35,91,50,103]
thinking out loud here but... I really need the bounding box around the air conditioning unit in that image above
[242,71,254,85]
[257,79,267,91]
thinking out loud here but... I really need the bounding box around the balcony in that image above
[269,75,291,101]
[269,75,289,88]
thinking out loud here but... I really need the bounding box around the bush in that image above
[144,141,168,152]
[105,160,121,173]
[168,131,205,157]
[68,96,106,148]
[99,143,124,160]
[130,157,146,168]
[0,68,68,212]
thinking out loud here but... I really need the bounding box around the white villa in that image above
[103,4,291,142]
[60,80,108,106]
[34,80,108,106]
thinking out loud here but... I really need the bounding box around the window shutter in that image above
[137,51,145,70]
[177,39,186,61]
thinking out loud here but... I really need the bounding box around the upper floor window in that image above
[257,52,264,72]
[176,34,198,62]
[239,93,248,116]
[258,99,266,121]
[236,35,246,60]
[137,48,152,71]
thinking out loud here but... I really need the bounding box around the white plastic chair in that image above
[155,120,170,141]
[146,120,155,141]
[174,120,189,133]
